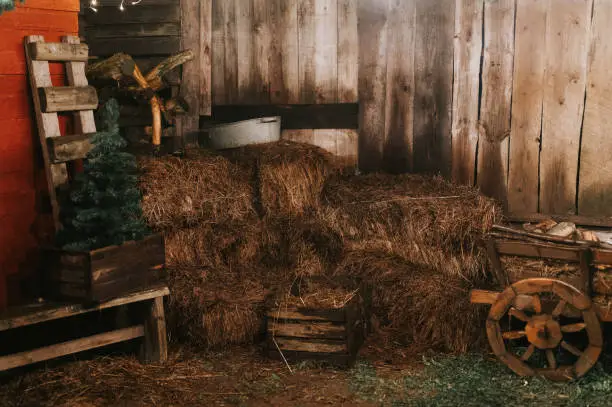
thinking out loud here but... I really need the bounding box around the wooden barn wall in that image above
[210,0,612,218]
[0,0,80,310]
[210,0,358,160]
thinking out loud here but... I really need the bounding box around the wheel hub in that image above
[525,314,562,349]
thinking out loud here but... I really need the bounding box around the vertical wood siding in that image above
[0,0,79,310]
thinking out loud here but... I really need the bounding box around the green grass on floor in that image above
[350,354,612,407]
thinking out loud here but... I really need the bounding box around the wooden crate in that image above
[43,234,165,303]
[266,290,370,367]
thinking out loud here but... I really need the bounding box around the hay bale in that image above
[139,150,255,230]
[164,219,261,269]
[166,266,267,348]
[225,141,344,217]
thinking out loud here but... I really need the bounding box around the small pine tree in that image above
[0,0,24,15]
[58,98,149,251]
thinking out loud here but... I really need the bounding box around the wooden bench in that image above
[0,285,169,372]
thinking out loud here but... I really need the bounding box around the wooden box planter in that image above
[266,287,371,367]
[43,234,165,304]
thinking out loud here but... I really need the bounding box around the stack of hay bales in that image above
[139,141,502,354]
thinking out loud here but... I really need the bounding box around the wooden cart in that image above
[470,225,612,381]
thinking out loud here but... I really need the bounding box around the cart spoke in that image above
[502,330,527,340]
[546,350,557,369]
[560,323,587,333]
[531,294,542,314]
[552,300,567,318]
[560,341,583,357]
[521,344,536,361]
[509,308,530,322]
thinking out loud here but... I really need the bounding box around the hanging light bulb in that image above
[119,0,125,11]
[89,0,98,12]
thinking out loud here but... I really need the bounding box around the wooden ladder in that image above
[25,35,99,230]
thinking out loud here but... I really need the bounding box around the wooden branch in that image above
[491,225,590,246]
[145,49,194,90]
[86,53,136,82]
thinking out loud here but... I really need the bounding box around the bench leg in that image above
[140,297,168,363]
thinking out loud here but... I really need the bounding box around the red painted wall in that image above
[0,0,79,310]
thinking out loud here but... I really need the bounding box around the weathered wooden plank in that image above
[47,134,93,163]
[29,42,89,62]
[141,297,168,363]
[212,104,358,129]
[506,212,612,228]
[83,5,180,25]
[84,22,180,38]
[413,0,454,176]
[39,86,98,113]
[298,0,317,104]
[0,326,145,372]
[236,0,255,103]
[592,249,612,265]
[477,0,515,206]
[495,240,583,261]
[337,0,358,103]
[272,337,347,353]
[224,0,239,104]
[252,0,272,104]
[267,307,345,322]
[269,0,300,104]
[451,0,483,185]
[199,0,212,115]
[0,286,169,331]
[578,0,612,216]
[357,0,389,171]
[87,37,181,57]
[178,0,201,146]
[211,0,226,105]
[24,36,67,227]
[383,0,416,173]
[540,0,593,214]
[507,0,548,213]
[270,321,346,339]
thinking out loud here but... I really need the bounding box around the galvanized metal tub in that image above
[201,116,281,150]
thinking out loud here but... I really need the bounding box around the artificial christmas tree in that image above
[58,98,149,251]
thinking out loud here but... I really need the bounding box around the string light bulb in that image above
[119,0,125,11]
[89,0,97,12]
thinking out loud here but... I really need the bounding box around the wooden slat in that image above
[298,0,317,105]
[24,35,66,229]
[470,289,499,305]
[540,0,592,214]
[267,307,345,322]
[507,0,548,213]
[0,286,169,331]
[269,0,300,104]
[413,0,454,176]
[337,0,358,103]
[29,42,89,62]
[592,249,612,265]
[141,297,168,363]
[83,5,180,24]
[211,104,358,129]
[178,0,201,146]
[211,0,227,105]
[357,0,389,171]
[451,0,483,185]
[477,0,515,205]
[84,22,181,38]
[272,337,347,353]
[495,240,583,261]
[506,212,612,228]
[252,0,272,104]
[223,0,239,104]
[87,37,181,57]
[199,0,213,115]
[314,0,338,104]
[47,134,93,163]
[578,0,612,216]
[270,322,346,339]
[39,86,98,113]
[236,0,255,103]
[0,325,144,372]
[383,0,416,173]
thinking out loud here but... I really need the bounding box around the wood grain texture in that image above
[47,134,93,163]
[141,297,168,363]
[413,0,454,176]
[252,0,272,104]
[507,0,548,214]
[337,0,358,103]
[269,0,300,104]
[199,0,213,115]
[178,0,201,146]
[382,0,416,173]
[83,5,180,25]
[29,42,88,62]
[211,0,227,104]
[87,37,180,57]
[84,22,181,38]
[540,0,592,214]
[298,0,317,104]
[39,86,98,113]
[477,0,515,206]
[578,0,612,216]
[357,0,389,171]
[451,0,483,185]
[236,0,255,103]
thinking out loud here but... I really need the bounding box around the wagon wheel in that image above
[487,278,602,381]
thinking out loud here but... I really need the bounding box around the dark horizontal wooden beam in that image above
[39,86,98,113]
[87,37,180,57]
[210,104,359,130]
[507,212,612,228]
[83,5,180,25]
